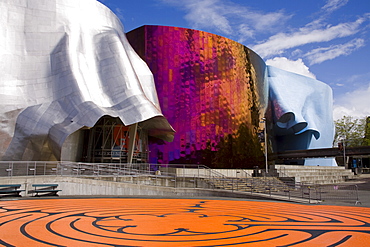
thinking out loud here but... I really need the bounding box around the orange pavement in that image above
[1,198,370,246]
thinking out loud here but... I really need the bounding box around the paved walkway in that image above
[318,174,370,207]
[1,174,370,246]
[1,197,370,246]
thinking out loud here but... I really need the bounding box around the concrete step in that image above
[274,164,355,184]
[275,165,347,169]
[211,177,289,193]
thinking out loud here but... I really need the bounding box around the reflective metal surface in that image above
[268,66,336,166]
[127,26,336,167]
[0,1,337,166]
[0,0,174,161]
[127,26,268,167]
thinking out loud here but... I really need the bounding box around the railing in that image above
[361,168,370,174]
[0,161,226,189]
[318,184,361,205]
[204,175,361,205]
[0,161,361,204]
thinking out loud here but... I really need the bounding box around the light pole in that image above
[261,118,268,174]
[343,136,346,169]
[339,135,347,168]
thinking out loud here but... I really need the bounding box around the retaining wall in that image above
[0,176,249,199]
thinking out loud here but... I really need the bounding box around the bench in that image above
[32,184,61,197]
[0,184,25,197]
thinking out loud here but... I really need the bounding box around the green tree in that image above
[213,123,264,169]
[234,123,264,168]
[201,140,217,167]
[334,116,367,147]
[363,116,370,146]
[214,134,235,168]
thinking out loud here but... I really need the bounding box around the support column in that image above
[127,123,138,164]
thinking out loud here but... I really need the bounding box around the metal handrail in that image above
[0,161,361,205]
[0,161,225,189]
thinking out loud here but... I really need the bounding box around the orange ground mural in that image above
[0,198,370,246]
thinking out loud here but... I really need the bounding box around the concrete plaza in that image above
[1,196,370,246]
[1,174,370,246]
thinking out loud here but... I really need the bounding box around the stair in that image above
[274,165,355,184]
[205,176,320,204]
[209,177,290,194]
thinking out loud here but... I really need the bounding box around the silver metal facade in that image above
[0,0,174,161]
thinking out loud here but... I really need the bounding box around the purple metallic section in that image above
[127,26,267,165]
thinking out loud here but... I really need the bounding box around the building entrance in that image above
[82,116,148,163]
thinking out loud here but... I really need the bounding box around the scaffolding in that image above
[83,116,148,163]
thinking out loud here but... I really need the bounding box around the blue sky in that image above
[98,0,370,120]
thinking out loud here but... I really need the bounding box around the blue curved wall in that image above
[267,66,336,166]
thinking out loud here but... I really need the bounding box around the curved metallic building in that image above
[127,25,336,167]
[268,66,336,166]
[0,0,174,162]
[1,1,336,166]
[127,26,268,167]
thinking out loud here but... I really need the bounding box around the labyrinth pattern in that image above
[1,198,370,246]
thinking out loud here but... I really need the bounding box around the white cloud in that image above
[251,11,289,33]
[237,24,255,43]
[237,10,291,43]
[114,7,124,21]
[251,16,366,58]
[182,0,233,35]
[346,72,370,85]
[291,49,303,57]
[266,57,316,79]
[161,0,291,41]
[333,83,370,120]
[322,0,349,13]
[305,38,365,65]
